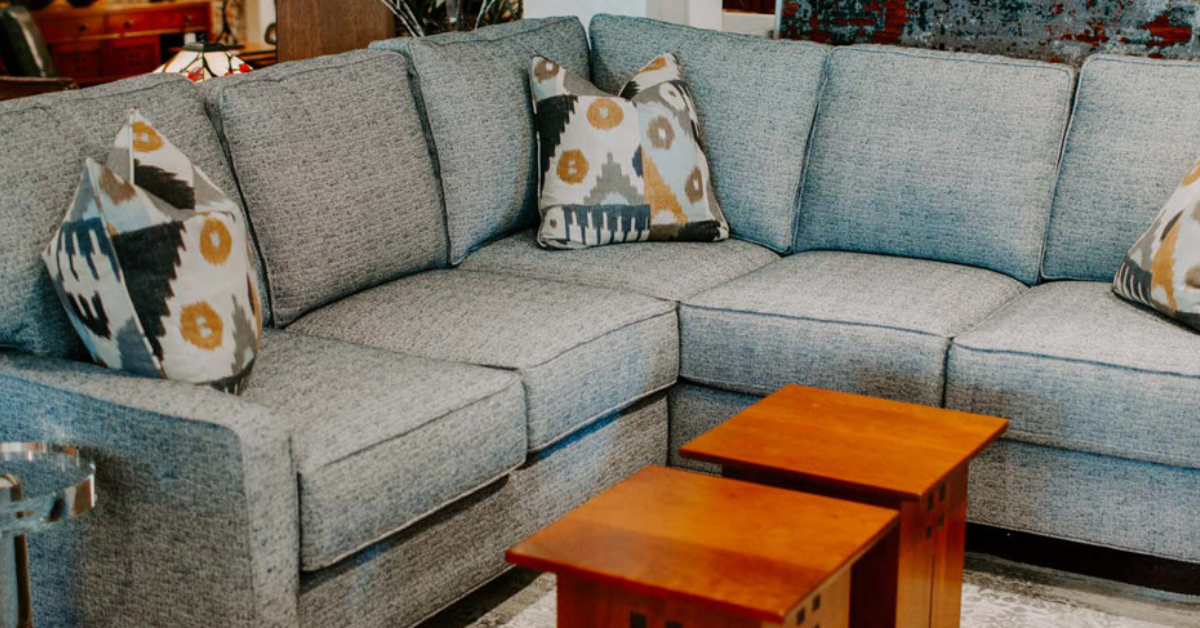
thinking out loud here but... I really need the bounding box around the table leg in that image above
[556,572,850,628]
[929,467,968,628]
[0,475,31,628]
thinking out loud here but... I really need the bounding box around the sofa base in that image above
[297,394,669,628]
[966,523,1200,596]
[668,382,1200,568]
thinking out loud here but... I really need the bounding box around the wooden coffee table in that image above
[679,385,1009,628]
[507,466,898,628]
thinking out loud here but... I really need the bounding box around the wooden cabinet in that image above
[33,1,213,84]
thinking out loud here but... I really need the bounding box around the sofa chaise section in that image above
[939,55,1200,565]
[288,269,679,451]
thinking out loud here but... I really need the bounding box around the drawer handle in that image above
[184,15,193,23]
[125,20,134,28]
[77,23,88,32]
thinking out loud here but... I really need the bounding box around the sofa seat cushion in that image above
[288,270,678,450]
[681,252,1026,406]
[458,230,779,302]
[946,281,1200,469]
[796,46,1075,284]
[242,329,526,571]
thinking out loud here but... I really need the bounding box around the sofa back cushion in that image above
[795,46,1074,285]
[1043,55,1200,282]
[202,50,445,325]
[371,17,590,265]
[0,74,268,358]
[589,15,828,253]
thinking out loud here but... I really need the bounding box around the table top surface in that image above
[506,466,897,623]
[680,385,1009,501]
[0,443,96,536]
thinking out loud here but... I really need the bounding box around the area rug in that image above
[427,556,1198,628]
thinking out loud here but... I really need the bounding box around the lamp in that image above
[156,41,251,82]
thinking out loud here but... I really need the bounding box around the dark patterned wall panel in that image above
[779,0,1200,64]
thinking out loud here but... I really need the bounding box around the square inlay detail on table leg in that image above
[556,572,851,628]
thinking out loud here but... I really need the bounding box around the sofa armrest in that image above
[0,352,298,628]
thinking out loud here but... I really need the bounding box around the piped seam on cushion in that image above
[790,50,834,255]
[300,374,523,469]
[835,44,1077,79]
[414,16,579,49]
[207,51,402,87]
[527,378,677,453]
[680,302,955,339]
[590,13,825,50]
[950,342,1200,381]
[1038,57,1092,284]
[1031,55,1081,287]
[301,462,521,572]
[440,271,677,369]
[986,428,1200,472]
[0,74,192,116]
[206,86,277,328]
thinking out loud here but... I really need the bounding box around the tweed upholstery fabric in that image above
[681,252,1026,406]
[0,74,269,358]
[970,440,1200,563]
[242,330,526,571]
[372,18,591,264]
[667,383,759,473]
[288,270,678,450]
[43,111,262,394]
[589,15,828,253]
[0,349,296,628]
[202,51,447,325]
[529,53,729,248]
[299,396,668,628]
[946,281,1200,469]
[459,229,778,302]
[1044,56,1200,282]
[796,46,1074,284]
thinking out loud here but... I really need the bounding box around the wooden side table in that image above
[680,385,1008,628]
[507,466,898,628]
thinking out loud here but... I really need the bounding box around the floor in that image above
[419,554,1200,628]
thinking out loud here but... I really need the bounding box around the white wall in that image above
[243,0,277,45]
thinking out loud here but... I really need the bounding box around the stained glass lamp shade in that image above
[156,42,251,82]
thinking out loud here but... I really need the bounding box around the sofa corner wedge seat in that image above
[2,14,1200,628]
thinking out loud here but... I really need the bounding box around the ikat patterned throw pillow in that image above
[530,53,729,249]
[1114,155,1200,332]
[42,111,263,394]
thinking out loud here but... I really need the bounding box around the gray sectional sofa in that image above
[0,13,1197,628]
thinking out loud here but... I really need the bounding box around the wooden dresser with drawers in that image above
[32,1,212,85]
